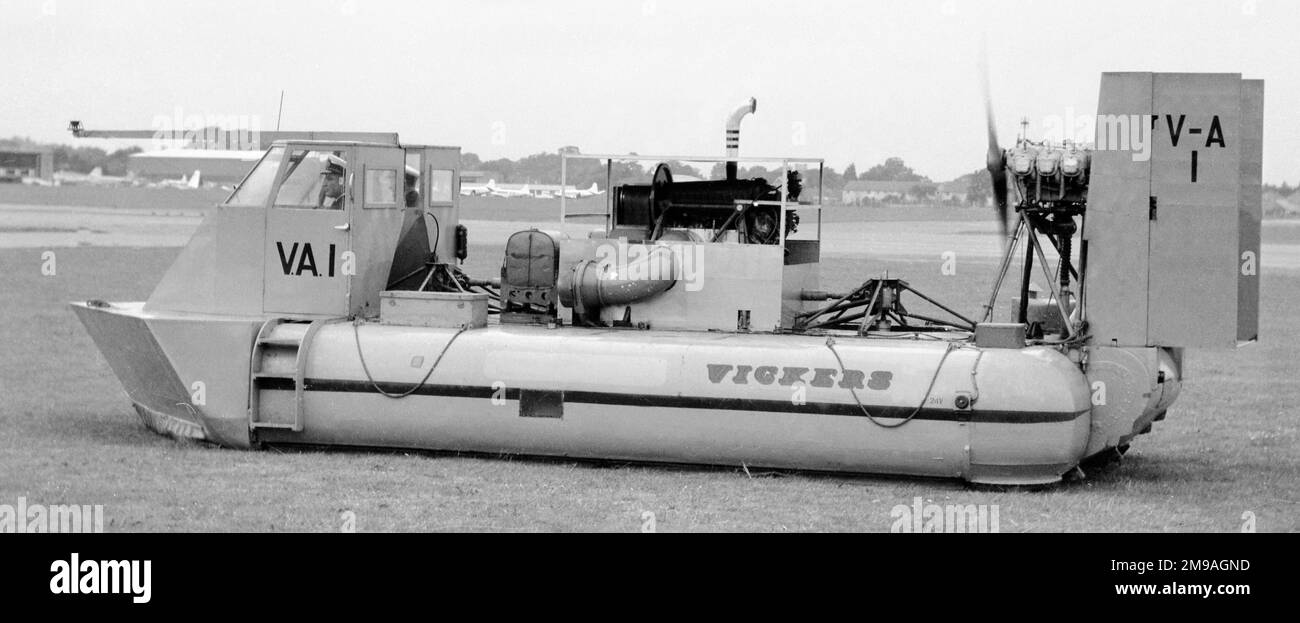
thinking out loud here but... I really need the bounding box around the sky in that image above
[1,0,1296,183]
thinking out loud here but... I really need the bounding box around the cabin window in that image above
[404,153,423,207]
[364,169,398,208]
[428,168,454,204]
[226,146,285,207]
[274,150,349,210]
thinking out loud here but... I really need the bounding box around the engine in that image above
[611,162,801,244]
[1005,139,1091,208]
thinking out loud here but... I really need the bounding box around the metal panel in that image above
[68,304,199,438]
[350,145,409,317]
[519,390,564,418]
[406,146,461,263]
[1147,74,1242,347]
[380,291,488,328]
[1083,72,1152,347]
[263,208,351,315]
[1237,80,1264,344]
[621,244,785,332]
[780,261,818,329]
[263,146,353,316]
[147,207,267,315]
[1081,346,1159,457]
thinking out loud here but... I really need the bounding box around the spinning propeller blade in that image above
[980,47,1010,241]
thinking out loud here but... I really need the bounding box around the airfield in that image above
[1,192,1296,531]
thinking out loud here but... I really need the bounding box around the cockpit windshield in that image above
[223,146,350,209]
[225,146,285,207]
[275,150,348,210]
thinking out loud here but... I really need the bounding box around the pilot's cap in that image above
[320,154,347,175]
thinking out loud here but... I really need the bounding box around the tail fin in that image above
[188,170,201,189]
[89,167,103,178]
[1086,72,1262,348]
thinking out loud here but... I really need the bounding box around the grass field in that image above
[1,199,1297,531]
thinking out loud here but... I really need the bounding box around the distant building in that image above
[127,149,263,185]
[0,148,54,183]
[934,181,969,204]
[460,170,492,184]
[841,180,938,205]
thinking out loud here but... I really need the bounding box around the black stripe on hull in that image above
[258,378,1086,425]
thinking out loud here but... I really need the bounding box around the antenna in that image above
[276,91,285,132]
[1019,116,1029,142]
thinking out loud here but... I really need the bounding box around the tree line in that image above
[0,135,1070,206]
[8,134,1295,203]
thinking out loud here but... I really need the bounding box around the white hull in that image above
[70,302,1141,485]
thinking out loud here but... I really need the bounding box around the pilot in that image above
[318,155,348,210]
[404,165,421,208]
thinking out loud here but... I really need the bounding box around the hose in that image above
[352,319,467,399]
[824,336,956,429]
[967,346,983,406]
[425,210,441,261]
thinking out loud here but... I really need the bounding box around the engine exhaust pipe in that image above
[559,246,677,313]
[725,97,757,181]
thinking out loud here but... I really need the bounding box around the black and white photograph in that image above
[0,0,1293,602]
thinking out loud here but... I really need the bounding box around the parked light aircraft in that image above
[149,170,203,189]
[53,167,138,186]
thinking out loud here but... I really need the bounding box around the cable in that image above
[352,319,467,399]
[825,336,956,429]
[967,346,984,405]
[424,210,441,261]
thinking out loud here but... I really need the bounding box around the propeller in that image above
[980,47,1010,241]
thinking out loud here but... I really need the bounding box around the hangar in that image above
[0,148,54,183]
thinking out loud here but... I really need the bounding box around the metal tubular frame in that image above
[981,208,1084,341]
[559,152,825,239]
